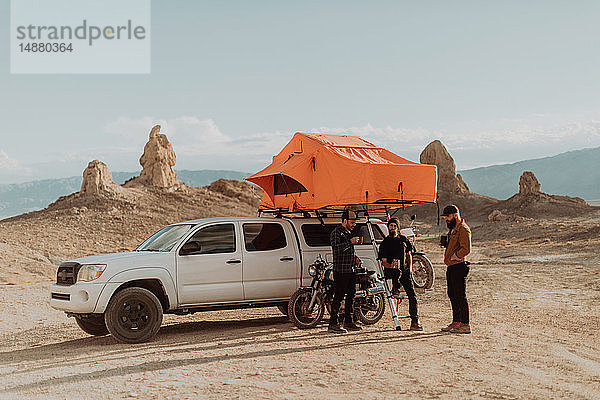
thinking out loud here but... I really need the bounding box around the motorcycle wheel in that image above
[354,293,386,325]
[288,288,325,329]
[412,254,434,289]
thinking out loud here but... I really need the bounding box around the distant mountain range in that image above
[0,170,248,220]
[2,146,599,220]
[459,146,600,201]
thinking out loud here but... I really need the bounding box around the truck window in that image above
[243,223,287,251]
[301,223,384,247]
[182,224,236,255]
[137,224,193,252]
[301,224,337,247]
[355,223,385,244]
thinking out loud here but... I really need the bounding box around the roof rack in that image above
[257,202,422,221]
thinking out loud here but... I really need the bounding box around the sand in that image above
[1,211,599,399]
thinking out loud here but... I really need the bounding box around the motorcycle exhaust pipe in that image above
[354,285,386,298]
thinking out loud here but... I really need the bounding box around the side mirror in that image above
[180,241,202,256]
[411,215,416,220]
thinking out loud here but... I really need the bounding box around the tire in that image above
[75,314,109,336]
[412,254,434,289]
[104,287,163,344]
[354,293,385,325]
[276,303,288,316]
[288,288,325,329]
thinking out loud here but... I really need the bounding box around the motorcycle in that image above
[401,215,435,290]
[288,255,386,329]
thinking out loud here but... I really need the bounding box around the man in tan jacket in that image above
[440,204,472,334]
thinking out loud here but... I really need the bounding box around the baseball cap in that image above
[341,210,357,221]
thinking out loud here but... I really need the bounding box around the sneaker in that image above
[328,324,347,334]
[450,323,471,334]
[409,320,423,331]
[343,321,363,331]
[441,322,460,332]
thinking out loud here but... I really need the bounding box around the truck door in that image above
[241,221,299,300]
[176,222,244,305]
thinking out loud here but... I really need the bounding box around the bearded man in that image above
[440,205,472,334]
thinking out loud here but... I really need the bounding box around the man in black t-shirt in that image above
[378,218,422,331]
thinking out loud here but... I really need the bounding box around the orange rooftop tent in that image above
[247,132,437,211]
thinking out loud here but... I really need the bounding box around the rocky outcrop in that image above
[519,171,541,195]
[411,140,497,221]
[80,160,122,196]
[490,171,591,218]
[420,140,469,194]
[124,125,182,189]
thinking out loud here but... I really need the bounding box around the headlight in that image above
[308,265,317,277]
[77,264,106,282]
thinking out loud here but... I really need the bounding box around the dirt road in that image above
[1,236,599,400]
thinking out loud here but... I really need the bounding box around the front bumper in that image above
[50,282,109,314]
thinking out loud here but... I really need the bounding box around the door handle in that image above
[280,257,294,261]
[226,259,241,264]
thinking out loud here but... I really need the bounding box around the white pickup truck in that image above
[50,216,387,343]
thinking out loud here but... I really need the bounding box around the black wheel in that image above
[75,314,109,336]
[412,254,434,289]
[104,287,163,344]
[288,289,325,329]
[354,293,386,325]
[276,303,288,316]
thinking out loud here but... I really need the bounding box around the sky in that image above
[2,0,600,184]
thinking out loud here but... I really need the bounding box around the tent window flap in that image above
[274,174,308,195]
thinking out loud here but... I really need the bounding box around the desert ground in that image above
[1,205,599,399]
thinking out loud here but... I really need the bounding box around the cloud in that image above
[315,120,600,153]
[0,150,35,184]
[101,116,294,171]
[104,116,228,147]
[104,116,168,147]
[167,117,230,153]
[0,150,30,172]
[98,116,600,173]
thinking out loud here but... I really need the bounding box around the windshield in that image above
[136,225,193,252]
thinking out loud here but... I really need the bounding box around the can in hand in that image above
[440,235,448,248]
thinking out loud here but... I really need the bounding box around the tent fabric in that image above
[247,132,438,211]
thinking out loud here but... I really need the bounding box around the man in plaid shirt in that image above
[328,210,363,333]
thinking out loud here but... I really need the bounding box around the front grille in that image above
[56,262,81,286]
[51,293,70,301]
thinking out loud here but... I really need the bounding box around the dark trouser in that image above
[384,267,419,322]
[329,271,356,326]
[446,262,470,324]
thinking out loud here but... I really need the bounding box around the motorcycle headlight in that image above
[308,265,317,277]
[77,264,106,282]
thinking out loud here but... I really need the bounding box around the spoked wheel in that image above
[288,289,325,329]
[354,293,386,325]
[412,254,434,289]
[105,287,163,343]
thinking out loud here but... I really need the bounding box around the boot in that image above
[328,323,347,334]
[450,322,471,334]
[343,320,362,332]
[409,319,423,331]
[441,321,460,332]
